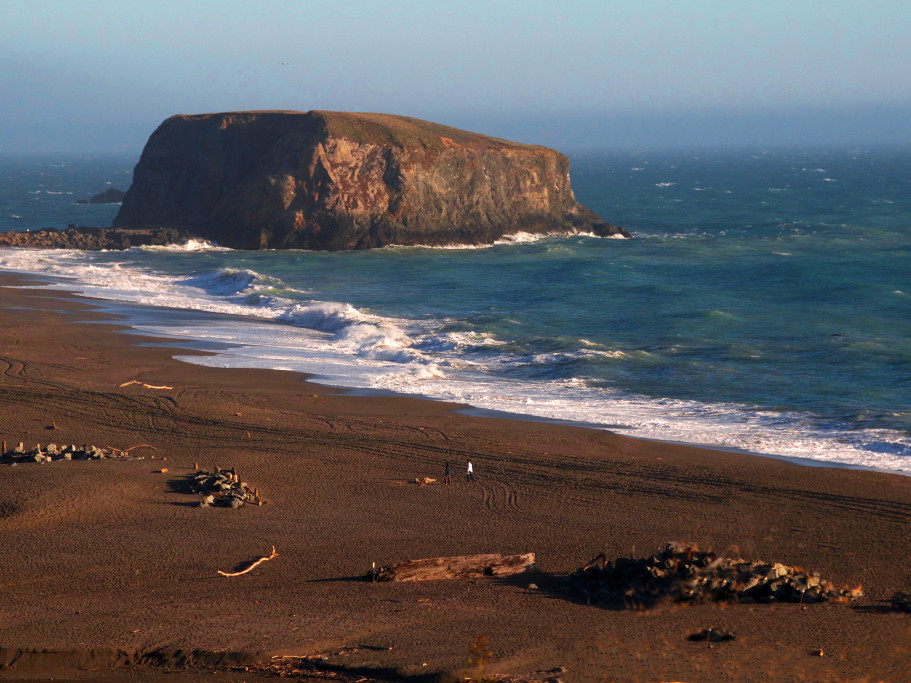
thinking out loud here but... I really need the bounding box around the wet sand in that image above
[0,272,909,682]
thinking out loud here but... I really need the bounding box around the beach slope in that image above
[0,273,908,681]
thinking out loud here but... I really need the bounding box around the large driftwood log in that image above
[370,553,535,582]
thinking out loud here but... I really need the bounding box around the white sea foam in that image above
[388,230,612,251]
[140,238,230,252]
[388,241,491,251]
[1,246,907,474]
[495,231,552,245]
[655,182,676,187]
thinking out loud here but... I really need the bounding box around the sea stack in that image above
[114,111,629,249]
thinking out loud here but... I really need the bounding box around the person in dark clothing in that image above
[444,461,452,486]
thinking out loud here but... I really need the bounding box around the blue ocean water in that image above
[1,148,909,472]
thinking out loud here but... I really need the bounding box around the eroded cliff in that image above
[114,111,629,249]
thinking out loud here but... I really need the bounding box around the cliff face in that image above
[114,111,629,249]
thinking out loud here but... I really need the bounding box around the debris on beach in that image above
[118,379,173,390]
[1,441,146,464]
[688,628,736,643]
[217,545,278,577]
[262,651,547,682]
[368,552,536,582]
[563,542,861,607]
[891,591,911,613]
[191,466,264,508]
[414,476,437,485]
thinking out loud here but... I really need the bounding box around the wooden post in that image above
[2,441,6,455]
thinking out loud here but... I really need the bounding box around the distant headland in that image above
[111,110,630,250]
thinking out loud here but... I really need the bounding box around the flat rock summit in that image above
[113,110,629,249]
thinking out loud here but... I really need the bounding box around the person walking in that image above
[466,459,475,482]
[444,461,452,486]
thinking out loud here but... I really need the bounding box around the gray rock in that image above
[229,498,244,509]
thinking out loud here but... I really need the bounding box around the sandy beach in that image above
[0,271,909,682]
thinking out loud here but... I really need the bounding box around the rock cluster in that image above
[191,467,263,509]
[1,442,143,463]
[562,542,862,608]
[0,226,191,251]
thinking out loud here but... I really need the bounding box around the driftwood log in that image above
[369,553,536,582]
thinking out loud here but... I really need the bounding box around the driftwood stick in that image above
[217,546,279,577]
[106,444,159,454]
[582,552,607,571]
[118,380,174,390]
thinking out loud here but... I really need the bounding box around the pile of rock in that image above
[2,442,142,464]
[191,467,264,509]
[0,226,192,251]
[563,542,861,608]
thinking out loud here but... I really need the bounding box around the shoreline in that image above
[1,271,909,681]
[4,267,906,479]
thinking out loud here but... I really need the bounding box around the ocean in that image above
[1,148,909,473]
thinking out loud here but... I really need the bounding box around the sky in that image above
[2,0,910,154]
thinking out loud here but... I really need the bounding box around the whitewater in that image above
[1,148,909,473]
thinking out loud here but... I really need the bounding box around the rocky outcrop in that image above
[114,111,629,249]
[565,542,863,608]
[0,226,190,250]
[75,188,125,204]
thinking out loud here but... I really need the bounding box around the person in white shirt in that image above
[466,460,475,482]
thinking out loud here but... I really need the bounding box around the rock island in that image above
[113,110,630,249]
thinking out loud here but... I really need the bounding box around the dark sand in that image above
[0,273,909,682]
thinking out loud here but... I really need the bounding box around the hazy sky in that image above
[3,0,910,153]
